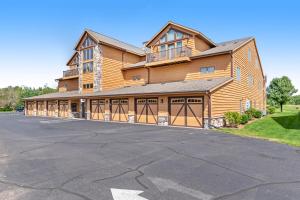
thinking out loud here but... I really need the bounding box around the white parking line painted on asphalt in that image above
[149,177,213,200]
[111,188,148,200]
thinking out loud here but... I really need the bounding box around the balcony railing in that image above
[146,46,192,63]
[63,68,79,78]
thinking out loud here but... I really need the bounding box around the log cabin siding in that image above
[101,45,142,91]
[123,68,148,86]
[148,54,231,83]
[211,40,265,118]
[58,78,79,92]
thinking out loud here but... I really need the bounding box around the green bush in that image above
[240,114,249,124]
[267,106,276,114]
[224,112,241,127]
[0,105,13,112]
[253,110,262,118]
[245,108,262,119]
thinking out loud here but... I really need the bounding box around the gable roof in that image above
[66,52,78,66]
[191,37,254,59]
[145,21,216,47]
[124,37,254,70]
[74,29,145,56]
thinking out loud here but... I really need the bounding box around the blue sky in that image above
[0,0,299,93]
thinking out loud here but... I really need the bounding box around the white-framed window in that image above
[248,48,252,62]
[236,67,241,81]
[248,75,254,86]
[83,48,93,60]
[255,58,259,68]
[82,37,95,48]
[200,66,215,74]
[83,62,93,73]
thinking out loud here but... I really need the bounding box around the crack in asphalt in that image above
[166,146,265,183]
[92,159,158,184]
[0,177,96,200]
[213,180,300,200]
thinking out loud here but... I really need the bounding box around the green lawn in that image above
[220,105,300,147]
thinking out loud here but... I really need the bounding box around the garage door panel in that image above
[187,104,202,127]
[59,101,68,118]
[136,99,147,123]
[136,98,158,124]
[170,103,185,126]
[148,103,158,124]
[47,101,56,117]
[98,104,105,120]
[120,100,128,122]
[169,97,203,128]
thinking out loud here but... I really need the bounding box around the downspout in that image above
[147,67,150,84]
[230,51,234,77]
[206,90,212,129]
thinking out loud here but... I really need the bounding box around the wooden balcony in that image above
[63,68,79,78]
[146,47,192,67]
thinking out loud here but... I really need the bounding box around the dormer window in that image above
[160,35,167,43]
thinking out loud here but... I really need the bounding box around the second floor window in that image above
[83,48,93,61]
[248,48,252,62]
[200,66,215,74]
[83,83,93,89]
[83,62,93,73]
[248,75,254,86]
[236,67,241,81]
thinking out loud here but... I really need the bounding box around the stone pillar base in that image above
[128,115,135,123]
[158,116,168,126]
[104,114,111,122]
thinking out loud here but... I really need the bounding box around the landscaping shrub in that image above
[0,105,13,112]
[224,112,241,127]
[252,110,262,118]
[240,114,249,124]
[267,106,276,114]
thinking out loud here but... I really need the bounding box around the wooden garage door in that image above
[169,97,203,128]
[47,101,57,117]
[136,98,158,124]
[37,101,45,116]
[111,99,128,122]
[91,99,105,120]
[27,101,34,116]
[59,100,69,118]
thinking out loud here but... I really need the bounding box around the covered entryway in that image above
[27,101,35,116]
[37,101,45,116]
[59,100,69,118]
[110,99,128,122]
[169,97,203,128]
[135,98,158,124]
[47,101,57,117]
[91,99,105,120]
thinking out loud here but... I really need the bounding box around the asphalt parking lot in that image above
[0,113,300,200]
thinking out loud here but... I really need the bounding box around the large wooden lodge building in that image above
[25,21,266,128]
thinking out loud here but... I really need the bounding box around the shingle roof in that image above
[25,77,233,100]
[24,90,82,100]
[86,29,145,56]
[191,37,254,58]
[124,37,254,69]
[88,77,233,97]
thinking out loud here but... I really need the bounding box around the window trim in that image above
[200,66,215,74]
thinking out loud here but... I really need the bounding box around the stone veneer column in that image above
[157,96,168,126]
[44,100,48,116]
[86,99,91,120]
[33,101,37,116]
[55,100,59,117]
[104,98,111,121]
[78,50,83,94]
[24,101,27,116]
[68,100,72,118]
[93,44,103,92]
